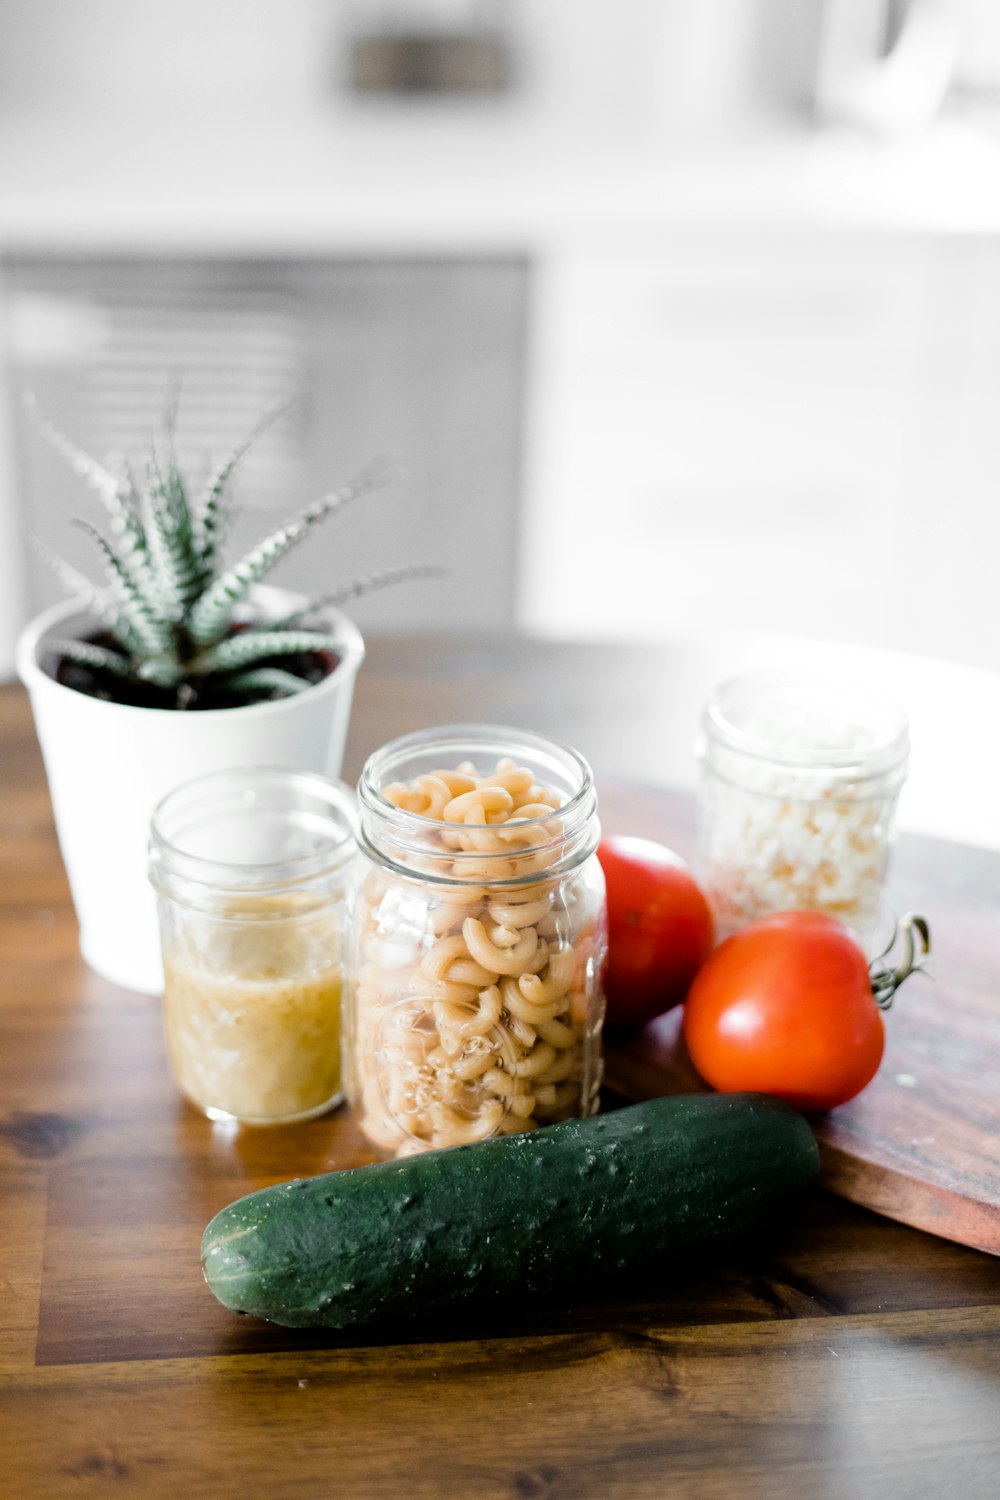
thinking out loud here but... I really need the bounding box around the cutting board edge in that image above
[818,1138,1000,1259]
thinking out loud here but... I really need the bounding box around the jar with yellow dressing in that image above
[149,768,356,1124]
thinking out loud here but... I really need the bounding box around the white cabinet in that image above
[522,234,1000,670]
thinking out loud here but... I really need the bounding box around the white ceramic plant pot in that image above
[16,586,364,995]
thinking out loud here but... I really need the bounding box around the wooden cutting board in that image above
[597,781,1000,1258]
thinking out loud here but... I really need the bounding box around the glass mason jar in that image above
[149,767,357,1125]
[346,725,608,1159]
[697,671,909,955]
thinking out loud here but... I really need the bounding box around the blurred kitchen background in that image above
[1,0,999,825]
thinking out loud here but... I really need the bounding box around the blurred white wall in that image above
[0,0,816,129]
[0,0,336,113]
[0,0,993,131]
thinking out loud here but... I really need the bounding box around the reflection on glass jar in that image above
[697,672,909,955]
[347,725,607,1159]
[149,768,356,1125]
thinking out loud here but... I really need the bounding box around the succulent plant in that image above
[27,393,439,710]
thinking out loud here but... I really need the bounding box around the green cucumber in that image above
[202,1093,818,1330]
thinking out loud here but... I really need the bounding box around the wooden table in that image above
[3,634,1000,1500]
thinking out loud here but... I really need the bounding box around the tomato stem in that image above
[869,912,931,1010]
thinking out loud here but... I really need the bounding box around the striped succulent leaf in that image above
[272,563,446,629]
[185,463,389,647]
[184,516,311,646]
[224,667,312,697]
[192,456,233,578]
[99,455,163,620]
[142,459,203,622]
[30,404,160,631]
[46,637,131,677]
[193,398,292,574]
[29,536,144,653]
[25,395,137,537]
[74,519,173,657]
[198,630,343,674]
[135,655,186,688]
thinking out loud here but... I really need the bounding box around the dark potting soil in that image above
[50,633,340,711]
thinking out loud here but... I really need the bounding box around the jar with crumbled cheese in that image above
[697,673,909,954]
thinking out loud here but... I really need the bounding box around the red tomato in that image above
[597,835,715,1028]
[682,910,884,1112]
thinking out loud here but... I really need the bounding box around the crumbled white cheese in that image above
[699,700,904,954]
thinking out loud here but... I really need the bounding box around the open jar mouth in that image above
[701,671,910,783]
[149,766,358,905]
[357,723,600,885]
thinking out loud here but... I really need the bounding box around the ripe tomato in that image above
[682,910,884,1112]
[597,835,715,1028]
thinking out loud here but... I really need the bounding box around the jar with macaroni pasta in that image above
[697,672,909,955]
[346,725,608,1159]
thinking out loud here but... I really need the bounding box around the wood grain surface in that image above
[3,636,1000,1500]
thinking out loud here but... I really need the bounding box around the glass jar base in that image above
[196,1090,344,1127]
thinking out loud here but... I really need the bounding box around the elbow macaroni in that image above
[346,758,606,1158]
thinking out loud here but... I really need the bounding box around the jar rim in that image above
[701,670,910,776]
[357,723,599,885]
[149,766,357,895]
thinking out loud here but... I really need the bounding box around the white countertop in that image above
[2,105,1000,256]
